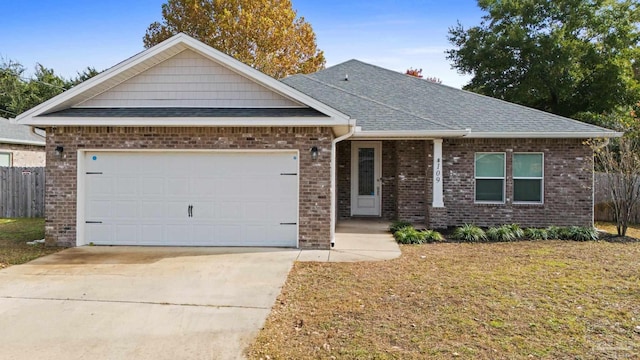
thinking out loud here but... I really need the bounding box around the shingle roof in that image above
[0,118,45,146]
[42,107,327,118]
[282,60,614,136]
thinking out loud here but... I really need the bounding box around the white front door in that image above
[350,141,382,216]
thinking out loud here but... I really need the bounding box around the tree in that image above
[447,0,640,118]
[405,68,423,78]
[143,0,325,79]
[588,105,640,236]
[0,60,99,116]
[405,68,443,84]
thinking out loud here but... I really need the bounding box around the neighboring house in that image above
[0,118,46,167]
[14,34,620,249]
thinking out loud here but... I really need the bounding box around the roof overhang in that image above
[0,137,45,146]
[24,117,343,127]
[465,131,624,138]
[14,33,351,127]
[350,129,470,139]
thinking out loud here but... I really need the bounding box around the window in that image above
[475,153,505,202]
[0,153,11,167]
[513,153,543,203]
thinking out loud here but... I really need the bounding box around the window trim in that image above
[513,152,544,204]
[474,152,506,204]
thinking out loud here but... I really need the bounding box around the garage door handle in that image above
[280,222,297,225]
[188,205,193,217]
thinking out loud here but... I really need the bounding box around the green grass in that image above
[248,240,640,359]
[0,218,63,268]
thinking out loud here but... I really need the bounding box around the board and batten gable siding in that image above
[77,49,303,108]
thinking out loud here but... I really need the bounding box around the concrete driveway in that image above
[0,246,299,360]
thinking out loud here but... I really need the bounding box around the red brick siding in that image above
[381,141,397,220]
[441,138,593,227]
[395,140,427,223]
[45,126,333,249]
[336,141,351,219]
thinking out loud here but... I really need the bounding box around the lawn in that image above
[249,233,640,359]
[0,218,63,269]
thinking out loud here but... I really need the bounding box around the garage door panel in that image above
[115,225,138,243]
[142,178,165,195]
[114,177,138,196]
[86,176,114,196]
[165,201,190,219]
[191,201,215,218]
[214,201,242,219]
[113,201,138,218]
[165,224,191,242]
[84,151,298,247]
[141,225,163,244]
[86,224,113,245]
[167,177,190,197]
[140,201,166,218]
[87,200,113,219]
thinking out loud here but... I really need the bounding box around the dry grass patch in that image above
[597,221,640,240]
[0,218,63,269]
[249,241,640,359]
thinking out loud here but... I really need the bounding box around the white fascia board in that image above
[465,131,624,138]
[0,138,45,146]
[19,116,347,127]
[352,129,470,139]
[16,33,351,126]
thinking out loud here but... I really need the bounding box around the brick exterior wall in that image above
[336,141,351,219]
[442,138,593,228]
[45,126,333,249]
[381,141,397,220]
[395,140,427,223]
[337,138,594,229]
[0,143,45,167]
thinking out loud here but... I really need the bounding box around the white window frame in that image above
[474,152,506,204]
[513,152,544,204]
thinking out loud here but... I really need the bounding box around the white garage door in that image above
[82,151,298,247]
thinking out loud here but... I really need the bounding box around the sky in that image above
[0,0,484,89]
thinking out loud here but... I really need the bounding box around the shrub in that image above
[524,228,548,240]
[558,227,574,240]
[423,229,444,243]
[453,224,486,242]
[567,226,599,241]
[394,226,426,244]
[389,220,412,233]
[486,225,516,242]
[507,224,524,239]
[546,226,561,239]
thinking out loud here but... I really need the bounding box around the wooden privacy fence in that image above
[594,172,640,223]
[0,167,45,218]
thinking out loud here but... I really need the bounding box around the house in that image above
[0,118,45,167]
[14,34,620,249]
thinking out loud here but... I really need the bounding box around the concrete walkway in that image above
[297,219,401,262]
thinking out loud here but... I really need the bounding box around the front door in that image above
[351,141,382,216]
